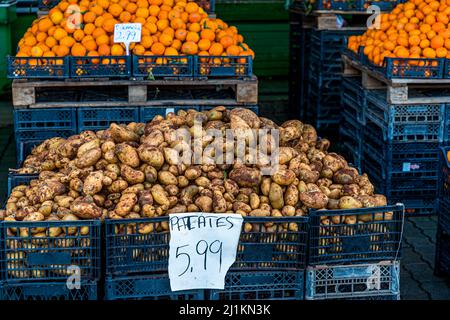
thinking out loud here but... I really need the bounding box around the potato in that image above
[180,185,199,206]
[70,197,102,219]
[151,185,170,206]
[269,183,284,209]
[115,193,138,216]
[185,166,202,180]
[229,166,261,187]
[137,144,165,168]
[116,143,140,168]
[83,171,104,195]
[272,168,296,186]
[121,165,145,184]
[299,191,328,209]
[284,184,299,207]
[195,196,213,212]
[249,193,260,210]
[76,148,102,168]
[338,196,363,209]
[158,171,178,185]
[110,123,140,143]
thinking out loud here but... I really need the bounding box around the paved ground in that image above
[0,99,449,299]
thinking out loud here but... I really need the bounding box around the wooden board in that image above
[12,77,259,108]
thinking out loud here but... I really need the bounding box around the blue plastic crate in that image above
[365,89,447,143]
[305,261,400,300]
[308,205,404,265]
[14,108,77,132]
[70,56,131,78]
[132,55,193,79]
[363,55,445,79]
[0,280,97,300]
[199,105,259,115]
[1,220,101,282]
[194,55,252,79]
[363,130,440,181]
[105,216,308,275]
[7,172,39,195]
[140,106,200,123]
[340,108,363,171]
[209,271,304,300]
[16,139,44,168]
[15,129,76,146]
[104,274,204,300]
[7,56,69,79]
[342,76,366,124]
[78,107,140,132]
[434,227,450,277]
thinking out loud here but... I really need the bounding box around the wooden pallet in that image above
[289,8,372,30]
[12,77,258,108]
[343,54,450,104]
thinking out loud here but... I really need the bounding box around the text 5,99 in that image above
[175,240,223,277]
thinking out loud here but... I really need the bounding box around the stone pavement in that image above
[0,99,449,299]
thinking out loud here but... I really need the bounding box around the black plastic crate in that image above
[7,56,69,79]
[70,56,131,78]
[104,274,204,300]
[440,146,450,202]
[105,216,308,275]
[132,55,193,79]
[209,271,304,300]
[77,107,140,132]
[305,261,400,300]
[0,280,97,300]
[308,205,404,265]
[1,220,101,282]
[194,55,253,79]
[365,89,447,143]
[438,199,450,235]
[340,109,363,172]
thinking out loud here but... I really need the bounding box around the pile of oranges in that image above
[16,0,254,61]
[348,0,450,66]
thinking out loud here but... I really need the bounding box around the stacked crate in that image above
[0,174,102,300]
[363,90,445,215]
[306,205,404,300]
[104,217,308,300]
[435,147,450,277]
[340,76,365,172]
[340,51,450,216]
[306,29,363,136]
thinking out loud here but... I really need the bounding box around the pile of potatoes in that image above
[2,107,390,235]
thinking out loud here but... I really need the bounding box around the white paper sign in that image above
[168,212,243,291]
[114,23,142,55]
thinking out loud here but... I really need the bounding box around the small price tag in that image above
[402,162,411,172]
[114,23,142,55]
[168,212,243,291]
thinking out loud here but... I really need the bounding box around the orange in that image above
[181,41,198,55]
[53,28,67,41]
[84,39,97,51]
[200,29,215,41]
[120,11,132,22]
[198,38,211,51]
[436,47,448,57]
[84,11,97,24]
[151,42,166,55]
[73,29,85,41]
[226,45,240,56]
[209,43,223,56]
[30,46,44,57]
[83,23,96,35]
[136,7,149,19]
[423,47,437,58]
[71,43,87,56]
[50,10,64,25]
[159,33,173,46]
[103,19,117,33]
[111,44,125,55]
[38,18,53,33]
[60,36,75,48]
[431,35,444,49]
[109,4,123,17]
[164,47,178,55]
[175,29,187,41]
[56,45,70,56]
[149,5,160,16]
[186,31,199,43]
[141,35,154,48]
[96,34,110,46]
[98,44,111,55]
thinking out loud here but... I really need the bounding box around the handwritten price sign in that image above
[168,213,243,291]
[113,23,142,55]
